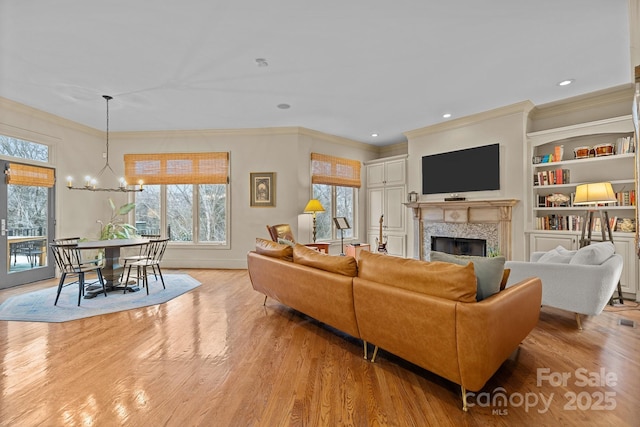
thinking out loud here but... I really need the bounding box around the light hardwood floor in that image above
[0,269,639,426]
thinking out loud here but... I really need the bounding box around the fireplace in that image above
[432,236,486,256]
[406,199,518,260]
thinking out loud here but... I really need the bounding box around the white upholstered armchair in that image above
[505,242,623,329]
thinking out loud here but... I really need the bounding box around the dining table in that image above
[76,238,149,297]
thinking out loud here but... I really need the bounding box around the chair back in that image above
[54,237,81,245]
[50,243,82,274]
[146,238,169,263]
[266,224,296,243]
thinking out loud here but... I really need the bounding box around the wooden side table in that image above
[345,244,370,259]
[305,242,329,254]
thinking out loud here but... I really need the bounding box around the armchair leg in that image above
[363,341,367,360]
[371,346,379,363]
[462,386,468,412]
[263,295,268,306]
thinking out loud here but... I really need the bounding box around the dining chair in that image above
[50,242,107,306]
[123,238,168,295]
[121,234,161,282]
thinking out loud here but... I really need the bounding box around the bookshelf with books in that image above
[526,115,637,297]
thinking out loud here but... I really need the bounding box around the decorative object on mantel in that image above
[408,191,418,203]
[66,95,144,192]
[444,193,466,202]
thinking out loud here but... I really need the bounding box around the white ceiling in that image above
[0,1,634,146]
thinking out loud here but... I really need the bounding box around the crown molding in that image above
[529,84,634,120]
[0,96,101,137]
[403,100,535,140]
[116,126,379,151]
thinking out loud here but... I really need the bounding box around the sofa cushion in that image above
[430,251,505,301]
[255,238,293,261]
[569,241,615,265]
[357,250,477,302]
[293,244,358,277]
[537,246,574,264]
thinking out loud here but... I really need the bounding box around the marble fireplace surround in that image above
[406,199,518,261]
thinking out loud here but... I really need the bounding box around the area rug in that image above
[0,274,201,323]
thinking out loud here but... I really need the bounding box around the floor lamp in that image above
[304,199,325,243]
[573,181,623,304]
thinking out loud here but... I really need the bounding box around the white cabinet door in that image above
[529,233,577,255]
[385,234,406,257]
[366,163,385,187]
[368,188,384,231]
[383,159,406,186]
[367,232,405,257]
[612,237,637,295]
[384,186,405,232]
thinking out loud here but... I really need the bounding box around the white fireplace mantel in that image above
[405,199,519,260]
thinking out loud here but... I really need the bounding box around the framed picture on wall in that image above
[250,172,276,207]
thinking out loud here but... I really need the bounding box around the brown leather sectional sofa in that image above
[247,240,542,411]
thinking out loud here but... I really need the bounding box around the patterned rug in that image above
[0,274,201,323]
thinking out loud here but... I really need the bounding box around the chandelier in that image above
[66,95,143,192]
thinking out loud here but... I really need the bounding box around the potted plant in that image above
[98,198,138,240]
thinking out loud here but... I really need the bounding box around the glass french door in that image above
[0,160,55,288]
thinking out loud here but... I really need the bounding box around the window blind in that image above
[311,153,361,188]
[5,163,55,187]
[124,152,229,185]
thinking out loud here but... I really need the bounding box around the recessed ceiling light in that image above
[277,103,290,109]
[371,133,378,137]
[442,113,452,119]
[558,79,574,86]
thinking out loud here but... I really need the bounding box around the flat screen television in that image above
[422,143,500,195]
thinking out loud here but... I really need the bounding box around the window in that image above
[312,184,356,240]
[311,153,361,240]
[127,153,229,245]
[0,135,49,162]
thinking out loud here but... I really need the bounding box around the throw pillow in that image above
[537,248,574,264]
[293,244,358,277]
[430,251,505,301]
[569,241,615,265]
[357,250,477,303]
[556,245,577,257]
[255,238,293,261]
[277,238,295,247]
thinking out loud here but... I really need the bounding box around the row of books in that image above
[535,215,635,232]
[536,190,636,208]
[533,169,570,186]
[616,190,636,206]
[616,136,636,154]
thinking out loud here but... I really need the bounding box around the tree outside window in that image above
[313,184,355,240]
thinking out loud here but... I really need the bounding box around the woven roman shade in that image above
[124,152,229,185]
[311,153,361,188]
[5,163,55,187]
